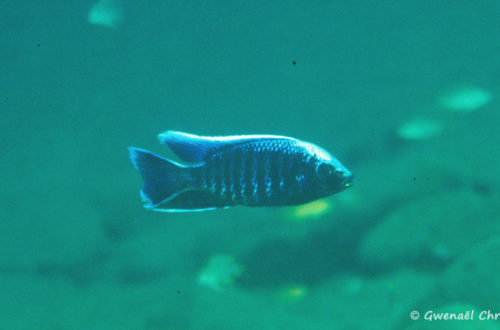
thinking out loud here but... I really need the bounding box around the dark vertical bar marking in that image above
[251,148,260,205]
[237,147,246,203]
[207,156,217,194]
[224,151,233,202]
[264,151,273,202]
[268,150,280,203]
[230,148,241,203]
[278,151,285,194]
[243,148,254,204]
[213,153,223,197]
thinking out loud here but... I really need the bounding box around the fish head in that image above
[314,156,354,194]
[299,141,354,195]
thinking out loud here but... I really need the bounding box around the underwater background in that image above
[2,1,500,329]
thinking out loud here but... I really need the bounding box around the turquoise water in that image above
[2,1,500,329]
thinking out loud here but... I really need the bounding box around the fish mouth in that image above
[342,173,355,188]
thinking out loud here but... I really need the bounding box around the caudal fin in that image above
[128,147,188,208]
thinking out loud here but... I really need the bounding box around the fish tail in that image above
[128,147,190,208]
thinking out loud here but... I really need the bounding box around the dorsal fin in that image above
[158,131,227,162]
[158,131,296,163]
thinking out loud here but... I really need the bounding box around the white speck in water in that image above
[88,0,123,30]
[439,86,492,113]
[197,255,244,291]
[397,118,443,140]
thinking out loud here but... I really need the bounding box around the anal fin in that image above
[151,189,230,213]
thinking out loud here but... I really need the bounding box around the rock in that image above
[359,190,499,270]
[431,237,500,310]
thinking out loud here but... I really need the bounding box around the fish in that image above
[128,131,354,212]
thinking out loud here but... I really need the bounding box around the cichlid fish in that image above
[128,131,354,212]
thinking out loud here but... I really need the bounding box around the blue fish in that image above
[128,131,354,212]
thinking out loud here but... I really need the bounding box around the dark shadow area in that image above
[93,197,142,242]
[236,191,456,289]
[36,251,111,286]
[35,250,170,287]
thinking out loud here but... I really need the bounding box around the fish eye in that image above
[316,163,336,179]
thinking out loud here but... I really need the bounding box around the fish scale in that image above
[210,141,306,206]
[214,141,295,205]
